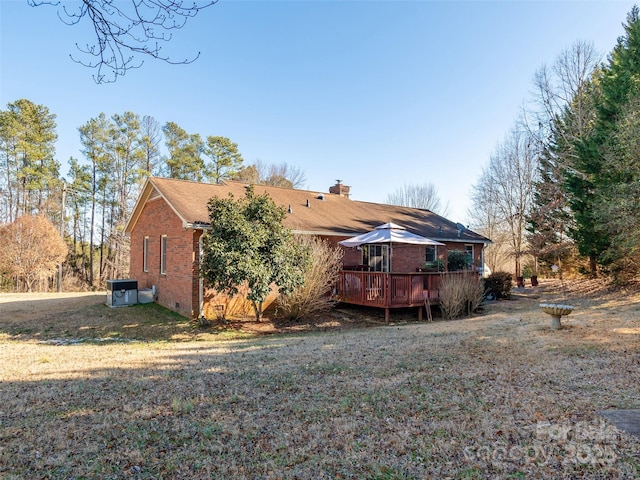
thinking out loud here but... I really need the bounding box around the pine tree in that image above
[204,136,243,183]
[162,122,205,181]
[567,6,640,274]
[0,99,59,222]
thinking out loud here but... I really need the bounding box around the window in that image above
[143,237,149,272]
[362,244,389,272]
[425,246,436,263]
[424,245,441,271]
[160,235,167,274]
[465,245,474,269]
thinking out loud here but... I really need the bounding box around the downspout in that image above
[198,233,204,318]
[481,242,487,277]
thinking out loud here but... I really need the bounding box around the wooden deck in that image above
[336,271,467,322]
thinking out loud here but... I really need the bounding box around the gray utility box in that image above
[138,288,154,304]
[106,279,138,307]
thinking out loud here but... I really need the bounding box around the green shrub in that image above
[447,250,469,271]
[482,271,513,299]
[439,273,483,319]
[423,260,445,272]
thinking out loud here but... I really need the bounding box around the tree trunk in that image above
[89,190,95,288]
[589,254,597,276]
[252,301,263,322]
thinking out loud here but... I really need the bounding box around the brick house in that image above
[124,177,490,318]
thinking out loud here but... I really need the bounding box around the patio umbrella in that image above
[339,222,445,247]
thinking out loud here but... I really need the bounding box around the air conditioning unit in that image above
[106,279,138,307]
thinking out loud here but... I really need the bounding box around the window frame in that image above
[465,244,474,270]
[143,236,149,272]
[160,235,167,275]
[425,245,436,264]
[362,244,389,272]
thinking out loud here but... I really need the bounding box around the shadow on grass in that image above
[0,294,453,344]
[0,296,260,344]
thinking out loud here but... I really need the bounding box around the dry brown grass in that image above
[1,279,640,479]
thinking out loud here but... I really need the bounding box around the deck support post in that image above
[418,306,423,321]
[385,308,390,323]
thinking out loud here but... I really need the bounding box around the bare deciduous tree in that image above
[140,115,162,176]
[525,41,600,274]
[468,169,512,274]
[529,40,600,144]
[233,160,307,189]
[385,182,450,217]
[478,127,537,278]
[259,160,307,189]
[0,215,67,292]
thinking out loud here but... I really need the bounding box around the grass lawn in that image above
[1,280,639,479]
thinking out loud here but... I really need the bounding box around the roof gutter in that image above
[438,237,492,245]
[185,222,211,230]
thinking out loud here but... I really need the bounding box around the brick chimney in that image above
[329,179,350,198]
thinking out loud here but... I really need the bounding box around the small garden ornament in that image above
[539,303,575,330]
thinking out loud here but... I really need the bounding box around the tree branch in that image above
[29,0,217,83]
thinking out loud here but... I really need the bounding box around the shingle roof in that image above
[125,177,490,244]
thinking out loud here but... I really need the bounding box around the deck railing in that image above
[337,271,449,308]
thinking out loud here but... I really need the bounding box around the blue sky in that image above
[0,0,634,222]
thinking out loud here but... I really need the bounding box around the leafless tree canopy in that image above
[140,115,162,176]
[484,128,537,277]
[528,40,600,152]
[468,170,512,273]
[385,182,450,217]
[234,160,307,189]
[29,0,218,83]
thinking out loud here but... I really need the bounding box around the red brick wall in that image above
[130,206,486,317]
[390,244,424,272]
[328,236,483,273]
[319,235,362,268]
[441,242,482,271]
[131,197,284,319]
[130,197,199,317]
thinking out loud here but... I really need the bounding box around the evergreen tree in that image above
[204,136,243,183]
[162,122,205,181]
[566,6,640,274]
[526,140,574,273]
[78,113,111,287]
[594,92,640,276]
[67,157,92,283]
[0,99,59,222]
[201,186,308,321]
